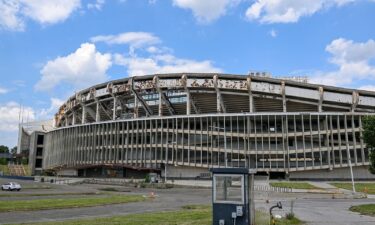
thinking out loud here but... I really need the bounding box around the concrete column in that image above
[134,95,139,118]
[82,106,86,124]
[96,101,100,122]
[72,111,76,125]
[113,96,117,120]
[318,87,324,112]
[186,91,191,115]
[247,77,254,113]
[159,93,163,116]
[281,81,286,112]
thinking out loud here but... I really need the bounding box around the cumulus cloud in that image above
[358,85,375,92]
[35,43,112,91]
[0,0,81,31]
[39,98,64,118]
[0,0,24,31]
[0,102,35,131]
[92,31,222,76]
[269,29,277,37]
[114,53,222,76]
[0,87,9,94]
[91,32,160,48]
[246,0,353,24]
[172,0,241,23]
[87,0,105,10]
[310,38,375,86]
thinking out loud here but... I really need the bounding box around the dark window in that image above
[36,147,43,156]
[37,135,44,145]
[35,159,43,168]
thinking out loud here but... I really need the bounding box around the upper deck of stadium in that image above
[54,73,375,128]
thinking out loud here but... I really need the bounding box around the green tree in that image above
[0,158,7,165]
[0,145,9,153]
[10,146,17,154]
[362,115,375,174]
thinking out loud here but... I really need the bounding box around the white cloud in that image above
[21,0,81,24]
[87,0,105,10]
[0,87,9,94]
[246,0,353,24]
[269,29,277,37]
[0,0,24,31]
[91,32,160,48]
[172,0,241,23]
[310,38,375,86]
[358,85,375,92]
[35,43,112,91]
[0,0,81,31]
[114,53,222,76]
[39,97,64,118]
[91,31,223,76]
[0,102,35,131]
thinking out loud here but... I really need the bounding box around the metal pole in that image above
[348,158,356,193]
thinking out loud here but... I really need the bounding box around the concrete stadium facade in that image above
[40,73,375,179]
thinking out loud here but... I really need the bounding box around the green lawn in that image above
[0,194,145,212]
[22,184,53,189]
[330,183,375,194]
[10,205,303,225]
[270,182,319,190]
[0,192,98,198]
[350,204,375,216]
[0,165,9,175]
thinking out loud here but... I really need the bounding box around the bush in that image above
[21,158,28,165]
[0,158,7,165]
[144,174,151,183]
[286,212,295,220]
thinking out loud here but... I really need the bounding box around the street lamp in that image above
[348,155,356,194]
[210,125,228,168]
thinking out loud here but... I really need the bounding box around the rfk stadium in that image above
[20,73,375,180]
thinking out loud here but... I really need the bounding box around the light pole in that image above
[210,126,227,168]
[348,157,356,193]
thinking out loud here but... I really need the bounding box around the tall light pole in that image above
[210,126,227,168]
[348,156,356,193]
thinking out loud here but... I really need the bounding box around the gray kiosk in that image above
[210,168,255,225]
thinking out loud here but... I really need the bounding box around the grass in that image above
[0,192,99,198]
[0,165,9,175]
[330,182,375,194]
[22,184,53,189]
[270,182,319,190]
[10,205,303,225]
[0,194,145,212]
[350,204,375,216]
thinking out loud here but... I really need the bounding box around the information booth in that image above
[210,168,255,225]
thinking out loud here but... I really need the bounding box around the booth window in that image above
[213,174,244,204]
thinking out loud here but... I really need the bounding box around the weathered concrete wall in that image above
[289,166,375,180]
[57,169,78,176]
[164,165,209,179]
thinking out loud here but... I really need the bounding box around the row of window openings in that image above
[74,119,361,133]
[71,149,369,166]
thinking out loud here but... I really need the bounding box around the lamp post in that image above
[210,126,227,168]
[348,157,356,193]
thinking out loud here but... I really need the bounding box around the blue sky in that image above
[0,0,375,147]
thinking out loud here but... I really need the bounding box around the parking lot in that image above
[0,177,375,225]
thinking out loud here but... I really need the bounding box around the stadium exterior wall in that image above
[37,73,375,179]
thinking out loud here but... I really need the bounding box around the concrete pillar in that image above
[96,101,100,122]
[113,96,117,120]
